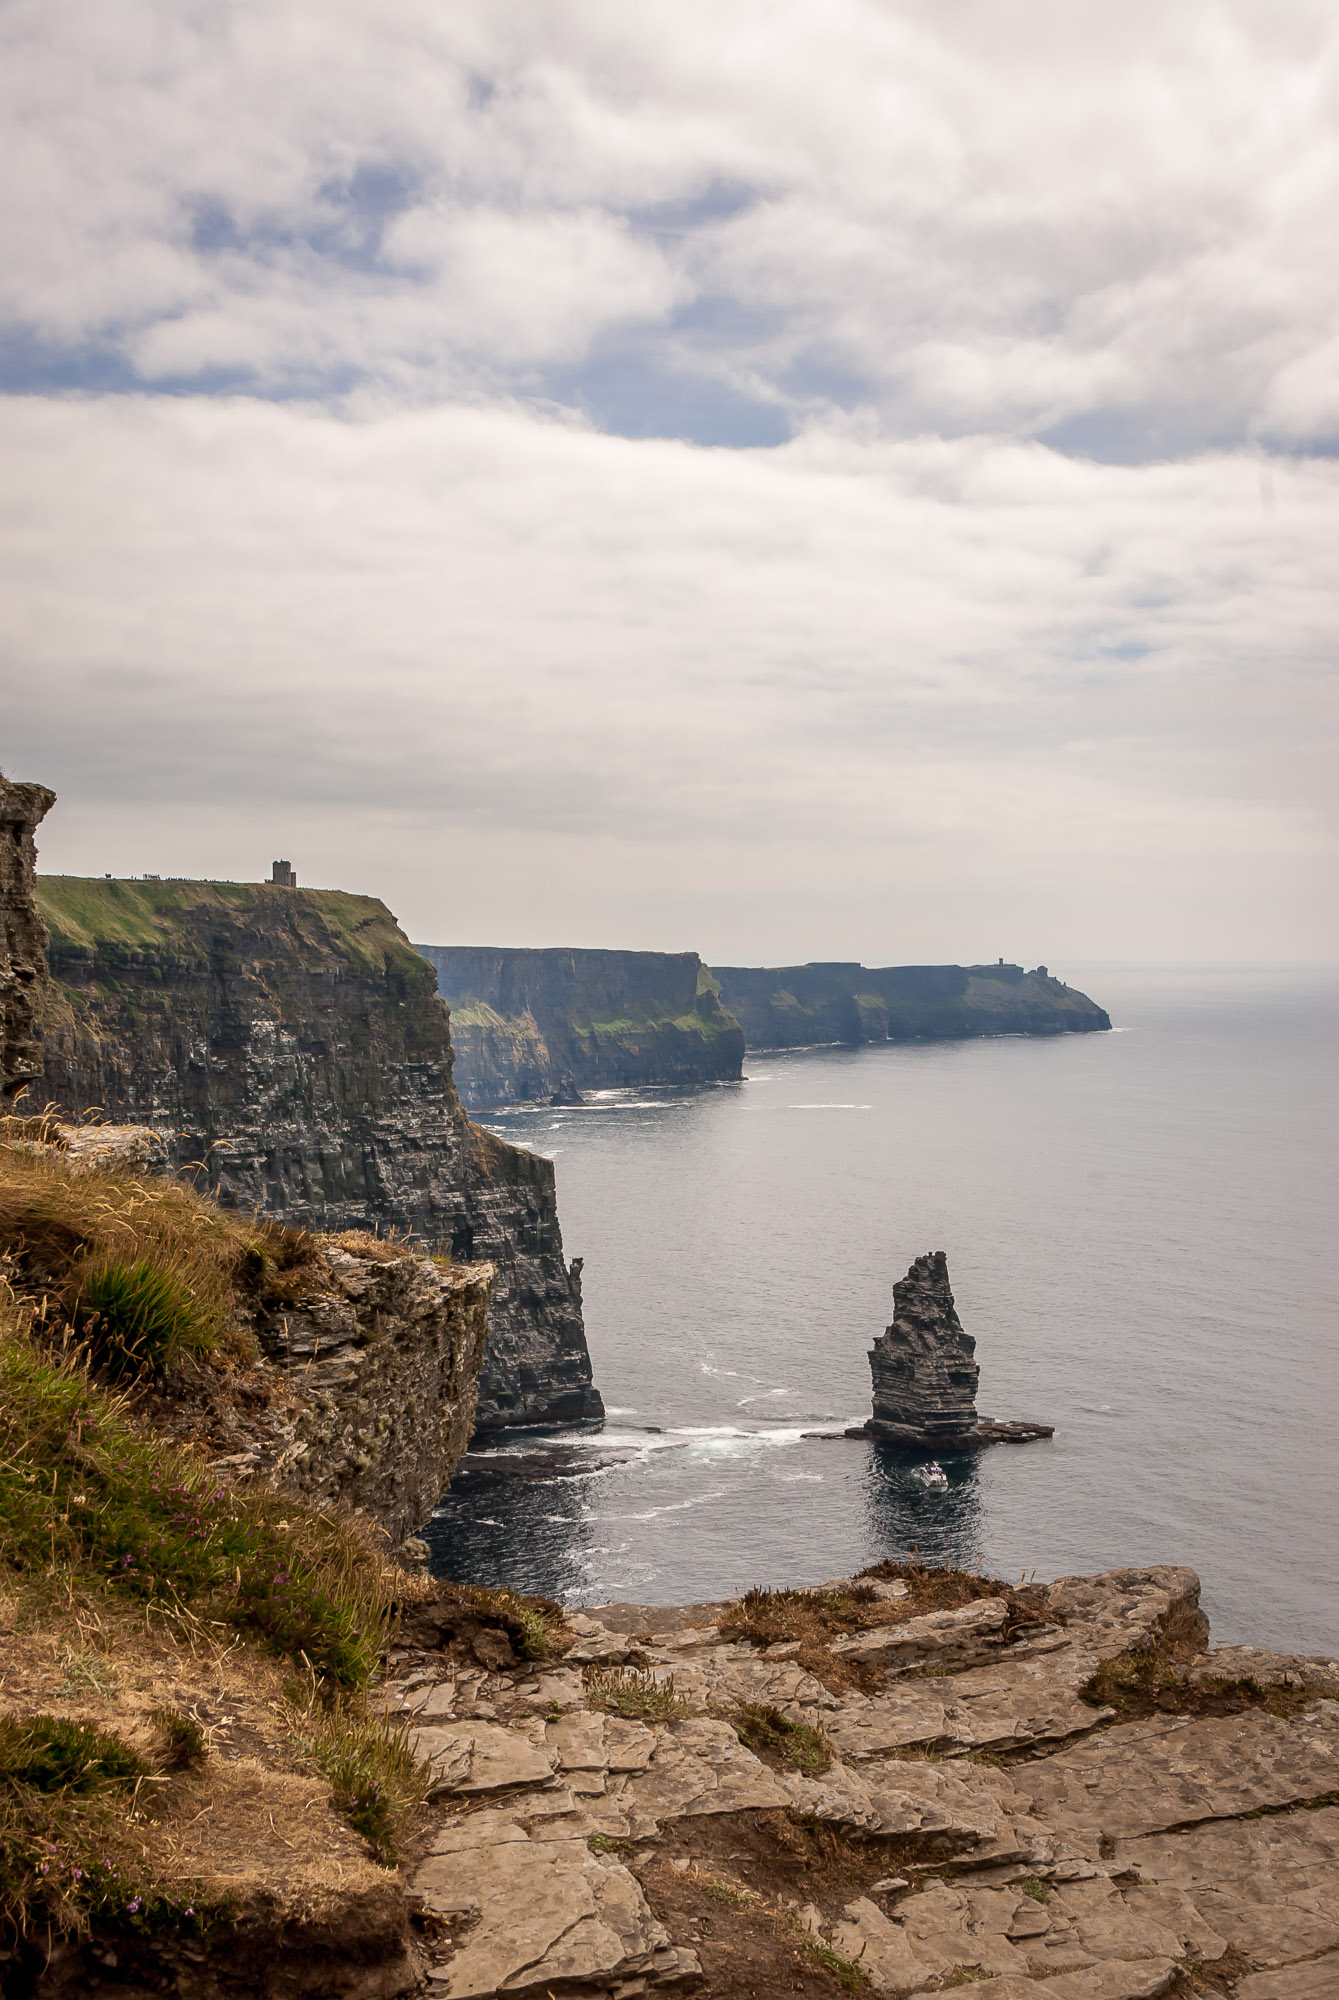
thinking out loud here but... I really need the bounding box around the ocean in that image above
[424,965,1339,1655]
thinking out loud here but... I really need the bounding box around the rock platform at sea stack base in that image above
[387,1563,1339,1999]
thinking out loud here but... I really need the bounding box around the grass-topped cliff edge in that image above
[0,1122,469,1981]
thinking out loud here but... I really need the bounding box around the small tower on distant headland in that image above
[271,860,297,887]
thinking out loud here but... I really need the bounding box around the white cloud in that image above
[2,0,1338,444]
[2,394,1333,960]
[1,4,1336,963]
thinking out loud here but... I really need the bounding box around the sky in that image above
[2,0,1336,966]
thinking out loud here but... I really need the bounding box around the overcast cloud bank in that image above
[2,0,1336,960]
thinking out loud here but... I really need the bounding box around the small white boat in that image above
[914,1460,949,1489]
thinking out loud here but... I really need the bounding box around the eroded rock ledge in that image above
[376,1562,1339,2000]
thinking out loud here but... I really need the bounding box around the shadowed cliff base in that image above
[31,875,603,1432]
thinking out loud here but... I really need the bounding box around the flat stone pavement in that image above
[383,1566,1339,2000]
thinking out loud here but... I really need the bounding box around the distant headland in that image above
[414,943,1111,1109]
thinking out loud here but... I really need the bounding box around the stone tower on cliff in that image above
[0,772,55,1101]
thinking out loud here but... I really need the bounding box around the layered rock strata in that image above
[32,876,602,1430]
[383,1563,1339,1998]
[413,944,745,1110]
[195,1242,493,1547]
[853,1251,1053,1450]
[0,770,56,1100]
[713,959,1111,1050]
[12,1118,495,1547]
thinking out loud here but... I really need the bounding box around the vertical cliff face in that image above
[221,1245,496,1545]
[32,876,603,1431]
[414,944,745,1109]
[0,773,56,1100]
[712,960,1111,1048]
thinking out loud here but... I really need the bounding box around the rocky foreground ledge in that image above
[381,1565,1339,2000]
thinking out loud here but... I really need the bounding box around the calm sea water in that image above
[424,966,1339,1655]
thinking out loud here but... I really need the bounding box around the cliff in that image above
[0,772,56,1100]
[413,945,745,1109]
[32,876,602,1431]
[712,959,1111,1048]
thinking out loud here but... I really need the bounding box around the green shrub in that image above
[0,1716,143,1795]
[77,1258,198,1377]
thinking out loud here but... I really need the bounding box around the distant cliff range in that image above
[712,958,1112,1051]
[412,945,745,1111]
[415,946,1111,1108]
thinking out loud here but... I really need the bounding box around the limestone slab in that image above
[823,1649,1110,1762]
[1188,1646,1339,1693]
[1115,1803,1339,1969]
[545,1710,656,1774]
[826,1897,928,1989]
[781,1753,1002,1847]
[414,1835,678,1998]
[1017,1706,1339,1843]
[830,1599,1009,1670]
[1046,1566,1205,1657]
[1233,1959,1339,2000]
[412,1719,556,1794]
[936,1965,1177,2000]
[602,1717,791,1837]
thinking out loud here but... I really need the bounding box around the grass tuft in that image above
[582,1666,690,1721]
[76,1257,200,1378]
[296,1709,428,1865]
[733,1703,832,1775]
[151,1709,207,1773]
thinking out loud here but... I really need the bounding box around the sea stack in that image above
[853,1250,1054,1451]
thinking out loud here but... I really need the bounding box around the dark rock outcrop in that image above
[199,1242,494,1546]
[32,875,603,1432]
[413,944,745,1109]
[853,1250,1054,1451]
[713,959,1111,1049]
[0,771,56,1100]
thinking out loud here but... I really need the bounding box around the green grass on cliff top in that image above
[35,876,426,981]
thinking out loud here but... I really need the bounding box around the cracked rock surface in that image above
[383,1563,1339,1997]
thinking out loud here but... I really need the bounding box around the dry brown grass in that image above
[0,1136,259,1367]
[0,1130,376,1379]
[320,1230,415,1264]
[717,1562,1055,1697]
